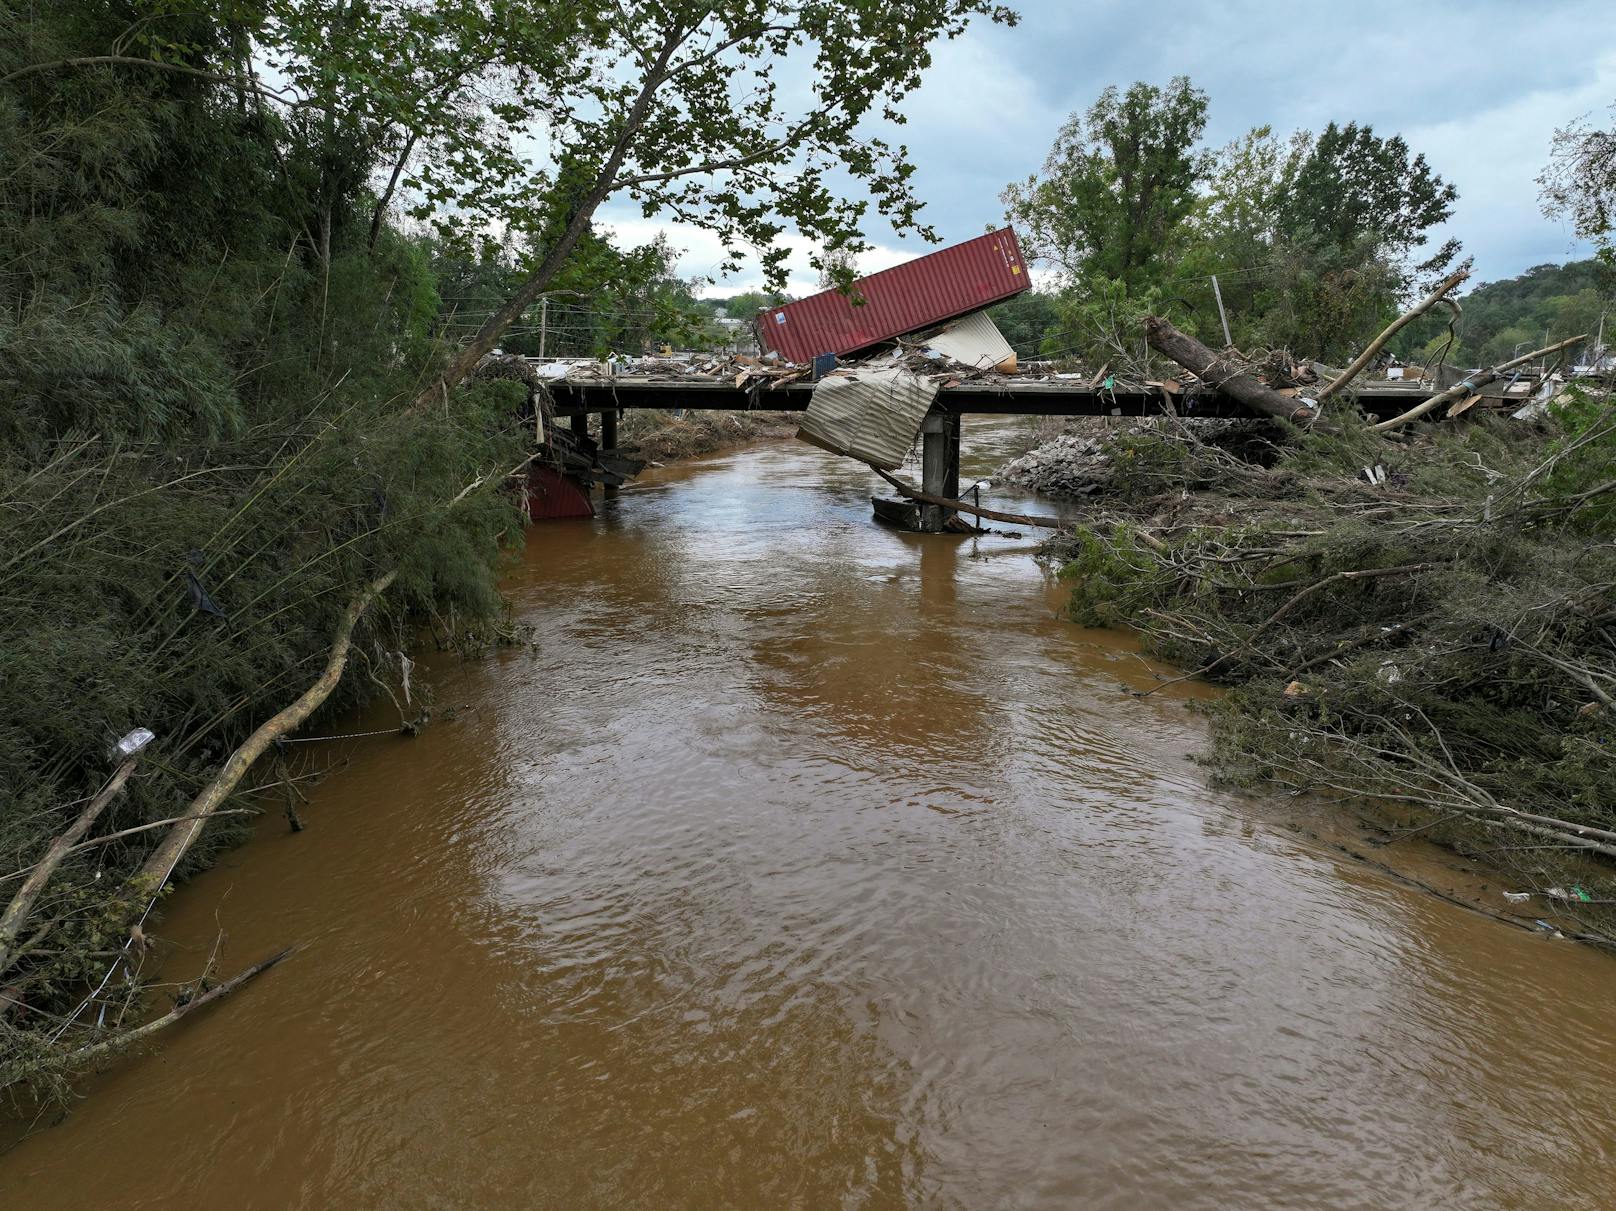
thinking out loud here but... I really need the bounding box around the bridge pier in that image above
[919,408,960,533]
[599,409,619,498]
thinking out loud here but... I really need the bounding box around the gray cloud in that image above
[607,0,1607,293]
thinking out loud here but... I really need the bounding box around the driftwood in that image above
[869,466,1172,551]
[1318,267,1470,402]
[1373,334,1588,433]
[1143,316,1321,427]
[63,947,295,1068]
[871,467,1068,529]
[131,571,396,894]
[0,759,139,975]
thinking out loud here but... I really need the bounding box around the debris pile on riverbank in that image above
[997,430,1115,496]
[1037,391,1616,942]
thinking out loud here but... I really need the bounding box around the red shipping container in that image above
[759,227,1028,364]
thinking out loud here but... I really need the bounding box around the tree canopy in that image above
[1002,77,1210,291]
[1001,79,1463,362]
[1541,100,1616,263]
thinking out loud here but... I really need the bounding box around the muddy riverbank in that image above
[3,422,1613,1209]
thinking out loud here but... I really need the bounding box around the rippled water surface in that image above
[5,422,1613,1209]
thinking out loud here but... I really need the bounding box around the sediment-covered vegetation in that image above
[619,409,798,463]
[991,81,1616,933]
[1,0,1015,1096]
[1040,392,1616,940]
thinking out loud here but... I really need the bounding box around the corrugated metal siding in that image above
[795,368,940,470]
[761,228,1028,363]
[924,309,1015,370]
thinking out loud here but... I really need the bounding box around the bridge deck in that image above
[545,377,1431,420]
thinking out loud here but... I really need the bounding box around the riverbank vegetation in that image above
[1,0,1015,1097]
[1048,395,1616,940]
[1014,368,1616,943]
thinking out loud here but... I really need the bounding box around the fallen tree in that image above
[1048,387,1616,942]
[1317,266,1470,402]
[1373,333,1589,432]
[130,572,396,897]
[1143,316,1323,427]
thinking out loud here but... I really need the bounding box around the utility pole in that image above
[539,297,548,359]
[1211,274,1232,347]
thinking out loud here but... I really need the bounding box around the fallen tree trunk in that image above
[869,466,1171,552]
[1318,267,1470,402]
[1373,334,1588,433]
[63,947,294,1068]
[1143,316,1322,427]
[0,759,139,975]
[870,467,1069,529]
[131,571,396,895]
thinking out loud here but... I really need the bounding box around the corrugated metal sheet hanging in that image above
[795,367,940,470]
[760,228,1028,363]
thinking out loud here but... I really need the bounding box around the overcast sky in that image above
[598,0,1613,298]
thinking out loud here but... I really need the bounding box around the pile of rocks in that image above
[995,432,1114,497]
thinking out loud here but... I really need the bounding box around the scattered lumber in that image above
[1143,316,1322,427]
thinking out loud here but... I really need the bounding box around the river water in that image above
[4,422,1613,1209]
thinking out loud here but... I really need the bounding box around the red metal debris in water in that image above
[758,228,1029,364]
[525,464,594,520]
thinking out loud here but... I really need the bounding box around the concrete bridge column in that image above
[919,408,960,533]
[600,409,619,498]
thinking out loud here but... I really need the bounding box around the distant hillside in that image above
[1395,259,1613,368]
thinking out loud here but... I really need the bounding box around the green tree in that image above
[1541,101,1616,260]
[1002,77,1210,290]
[721,290,784,319]
[1278,121,1458,274]
[400,0,1019,399]
[1164,120,1460,360]
[1173,125,1309,347]
[988,290,1062,356]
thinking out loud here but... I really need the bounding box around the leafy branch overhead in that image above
[232,0,1018,393]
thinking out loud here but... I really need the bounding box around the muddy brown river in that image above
[4,422,1614,1208]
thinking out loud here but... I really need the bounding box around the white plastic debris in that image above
[1503,891,1531,903]
[114,728,155,758]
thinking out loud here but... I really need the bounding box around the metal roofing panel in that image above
[761,228,1029,363]
[924,309,1016,371]
[795,367,940,470]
